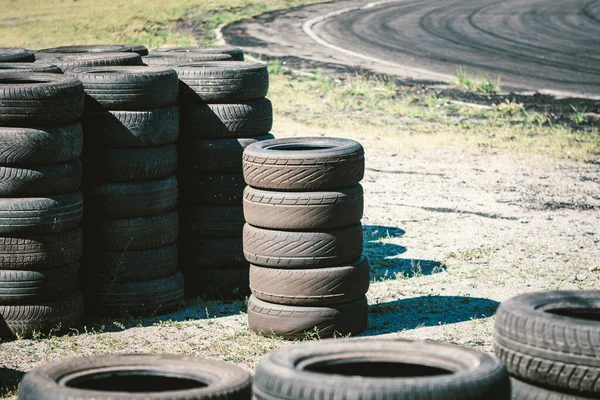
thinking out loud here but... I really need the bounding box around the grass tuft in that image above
[452,67,501,94]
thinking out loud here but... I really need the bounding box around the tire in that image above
[34,52,143,72]
[0,124,83,165]
[250,257,369,306]
[510,377,596,400]
[37,44,148,56]
[493,290,600,395]
[181,173,245,206]
[83,145,177,183]
[152,46,244,61]
[0,228,82,270]
[0,192,83,235]
[184,267,250,300]
[0,48,35,62]
[88,211,178,251]
[243,185,363,230]
[0,263,79,304]
[19,354,251,400]
[0,73,84,126]
[242,223,363,268]
[85,244,177,283]
[0,160,81,197]
[174,62,268,103]
[0,292,84,339]
[179,99,272,138]
[87,271,184,317]
[82,106,178,148]
[0,63,62,73]
[84,175,177,218]
[143,53,233,66]
[253,339,510,400]
[181,237,246,270]
[182,205,244,237]
[66,66,179,110]
[247,295,368,340]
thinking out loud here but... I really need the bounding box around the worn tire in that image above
[0,124,82,165]
[181,237,246,270]
[494,290,600,395]
[0,160,81,197]
[248,295,368,340]
[83,106,178,148]
[253,339,510,399]
[34,52,143,73]
[19,354,251,400]
[181,173,245,206]
[243,137,365,191]
[184,267,250,300]
[0,73,84,126]
[0,292,84,339]
[83,145,177,183]
[179,99,272,139]
[510,377,596,400]
[152,46,244,61]
[182,205,244,237]
[87,211,179,251]
[243,223,363,268]
[143,53,233,66]
[0,63,62,73]
[84,175,177,218]
[0,192,83,235]
[174,62,268,103]
[66,66,179,110]
[0,263,79,304]
[250,257,369,306]
[37,44,148,56]
[243,185,363,231]
[0,48,35,62]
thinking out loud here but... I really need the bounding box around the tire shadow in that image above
[365,295,500,335]
[0,367,24,397]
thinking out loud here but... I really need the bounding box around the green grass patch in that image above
[452,66,501,94]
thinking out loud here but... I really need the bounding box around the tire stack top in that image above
[0,61,85,338]
[65,59,183,317]
[242,137,368,339]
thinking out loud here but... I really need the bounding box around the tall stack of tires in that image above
[242,137,369,339]
[65,66,184,317]
[171,59,273,299]
[493,290,600,400]
[0,71,85,338]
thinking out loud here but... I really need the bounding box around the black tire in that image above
[184,267,250,300]
[181,237,246,270]
[66,66,179,110]
[0,192,83,235]
[143,53,233,66]
[0,228,82,270]
[179,99,272,138]
[182,205,244,237]
[152,46,244,61]
[85,244,177,283]
[243,137,365,191]
[181,173,246,206]
[250,257,369,306]
[243,223,363,268]
[19,354,251,400]
[83,145,177,183]
[0,160,81,197]
[173,62,268,103]
[0,48,35,62]
[247,295,368,340]
[0,73,84,126]
[510,377,596,400]
[83,106,179,148]
[84,175,177,218]
[0,292,83,339]
[0,124,83,165]
[87,271,184,317]
[34,52,143,72]
[0,63,62,73]
[0,263,79,304]
[494,290,600,395]
[37,44,148,56]
[88,211,178,251]
[253,339,510,399]
[243,185,363,230]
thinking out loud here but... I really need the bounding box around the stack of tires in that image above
[172,60,273,299]
[494,290,600,400]
[34,45,145,73]
[65,66,184,317]
[0,72,85,338]
[242,137,369,339]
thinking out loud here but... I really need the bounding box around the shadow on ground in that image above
[365,295,500,335]
[0,367,24,396]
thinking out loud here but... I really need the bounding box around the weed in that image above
[452,67,501,94]
[302,327,321,341]
[571,105,589,125]
[268,59,284,75]
[495,99,524,115]
[445,245,497,261]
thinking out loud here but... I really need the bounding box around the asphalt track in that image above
[311,0,600,95]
